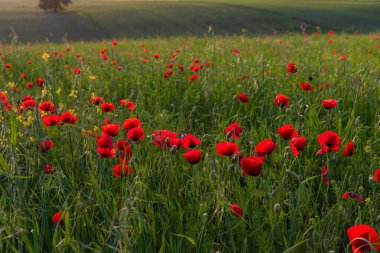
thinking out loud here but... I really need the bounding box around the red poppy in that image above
[225,122,242,139]
[342,192,364,203]
[168,138,182,148]
[240,156,264,176]
[182,134,200,149]
[254,139,276,157]
[216,142,239,156]
[286,62,298,74]
[5,63,11,69]
[72,68,81,74]
[153,130,178,148]
[120,100,135,110]
[36,78,45,87]
[122,118,141,130]
[343,142,355,156]
[22,99,37,110]
[43,115,60,126]
[289,137,307,156]
[101,124,120,137]
[275,94,290,108]
[340,54,346,61]
[40,139,54,152]
[188,75,198,82]
[347,224,380,253]
[230,203,243,217]
[52,211,64,224]
[43,165,56,174]
[89,96,103,105]
[322,99,338,109]
[153,53,159,59]
[237,93,249,103]
[97,147,116,158]
[127,127,145,141]
[101,102,114,112]
[322,164,328,185]
[233,48,240,55]
[59,111,78,124]
[277,124,298,140]
[39,101,55,113]
[373,169,380,182]
[97,134,113,149]
[317,131,341,154]
[300,82,313,91]
[113,164,134,177]
[115,139,130,151]
[182,150,202,164]
[328,30,334,36]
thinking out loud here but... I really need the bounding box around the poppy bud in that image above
[203,213,208,222]
[355,116,361,125]
[226,130,233,139]
[170,145,177,154]
[273,203,281,212]
[349,175,355,184]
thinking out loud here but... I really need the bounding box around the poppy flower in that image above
[182,149,202,164]
[122,118,141,130]
[40,139,54,152]
[97,147,116,158]
[101,102,114,112]
[39,101,55,113]
[97,132,112,146]
[240,156,264,176]
[322,164,328,185]
[52,211,64,224]
[101,124,120,137]
[153,53,159,59]
[340,54,346,61]
[120,100,135,110]
[127,127,145,141]
[300,82,313,91]
[72,68,81,74]
[322,99,338,109]
[188,75,198,82]
[347,224,380,253]
[89,96,103,105]
[289,137,307,156]
[237,93,249,103]
[182,134,201,149]
[328,30,334,36]
[115,139,131,151]
[43,165,56,174]
[230,203,243,217]
[168,138,182,148]
[254,139,276,157]
[233,48,240,55]
[216,142,239,156]
[317,131,341,154]
[5,63,11,69]
[22,99,37,110]
[373,169,380,182]
[275,94,290,108]
[153,130,178,148]
[286,62,297,74]
[113,163,134,177]
[43,115,60,126]
[59,111,78,124]
[225,122,242,139]
[342,192,364,203]
[277,124,298,140]
[343,142,355,156]
[36,78,45,87]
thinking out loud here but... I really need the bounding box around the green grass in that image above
[0,32,380,252]
[0,0,379,42]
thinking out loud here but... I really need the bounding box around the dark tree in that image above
[39,0,72,12]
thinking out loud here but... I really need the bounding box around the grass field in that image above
[1,31,380,252]
[0,0,379,42]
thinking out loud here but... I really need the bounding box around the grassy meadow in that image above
[0,30,380,252]
[0,0,380,42]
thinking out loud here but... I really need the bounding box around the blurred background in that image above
[0,0,379,43]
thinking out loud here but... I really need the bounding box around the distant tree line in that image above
[39,0,72,12]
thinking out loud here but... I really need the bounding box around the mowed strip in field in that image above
[0,0,379,42]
